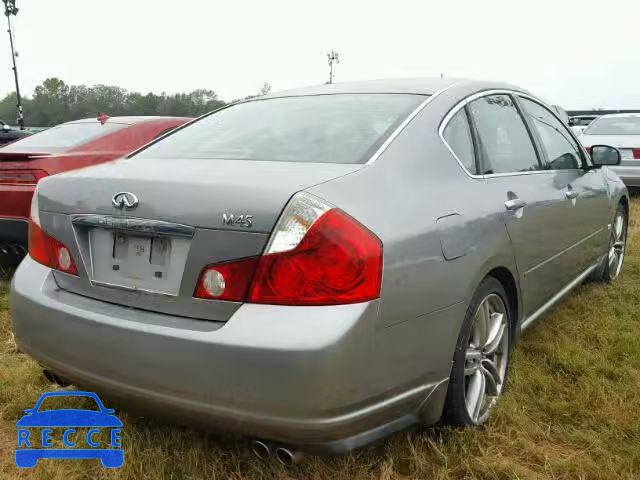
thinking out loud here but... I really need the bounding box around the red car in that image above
[0,115,190,257]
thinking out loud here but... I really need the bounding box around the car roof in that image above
[594,113,640,119]
[260,77,520,98]
[67,116,190,126]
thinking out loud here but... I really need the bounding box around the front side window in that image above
[467,94,540,174]
[135,94,425,164]
[519,97,582,170]
[443,108,476,174]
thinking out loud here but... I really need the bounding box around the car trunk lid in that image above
[37,156,360,233]
[36,157,361,321]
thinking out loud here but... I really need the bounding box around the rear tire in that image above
[443,276,512,426]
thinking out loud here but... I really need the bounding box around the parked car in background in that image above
[0,115,190,258]
[11,79,627,460]
[0,119,31,145]
[569,114,599,137]
[581,113,640,187]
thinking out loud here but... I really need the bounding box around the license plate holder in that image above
[89,228,185,296]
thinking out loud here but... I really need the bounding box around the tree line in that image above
[0,78,272,127]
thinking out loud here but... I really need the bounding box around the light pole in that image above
[327,51,339,84]
[3,0,24,129]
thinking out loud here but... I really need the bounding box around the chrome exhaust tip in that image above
[251,440,271,460]
[275,446,304,465]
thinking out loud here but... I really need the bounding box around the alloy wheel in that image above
[464,293,509,424]
[608,210,627,280]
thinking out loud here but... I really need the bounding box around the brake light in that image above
[249,208,382,305]
[633,148,640,159]
[28,191,78,275]
[0,169,48,185]
[194,193,383,306]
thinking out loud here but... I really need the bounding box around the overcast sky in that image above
[1,0,639,109]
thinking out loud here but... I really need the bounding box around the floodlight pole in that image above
[4,0,24,129]
[327,51,339,84]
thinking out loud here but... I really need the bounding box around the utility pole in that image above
[3,0,24,129]
[327,50,339,84]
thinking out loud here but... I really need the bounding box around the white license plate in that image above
[89,228,188,296]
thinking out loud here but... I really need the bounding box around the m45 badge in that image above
[222,213,254,228]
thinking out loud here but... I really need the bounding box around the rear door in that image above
[517,96,609,274]
[466,93,572,318]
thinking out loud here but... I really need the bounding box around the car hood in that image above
[36,157,363,233]
[581,134,640,148]
[16,410,123,427]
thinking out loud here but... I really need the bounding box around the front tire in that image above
[594,203,627,283]
[443,276,512,426]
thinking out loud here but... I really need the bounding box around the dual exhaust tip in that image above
[251,440,303,465]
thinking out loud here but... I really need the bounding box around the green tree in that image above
[0,78,231,127]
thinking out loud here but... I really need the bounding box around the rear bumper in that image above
[609,166,640,187]
[0,217,28,246]
[11,258,451,453]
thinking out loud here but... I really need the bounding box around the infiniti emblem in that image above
[112,192,139,210]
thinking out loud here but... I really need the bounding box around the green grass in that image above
[1,200,640,479]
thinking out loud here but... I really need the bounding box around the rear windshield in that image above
[135,94,425,164]
[584,117,640,135]
[1,122,127,153]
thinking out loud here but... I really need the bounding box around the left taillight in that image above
[28,189,78,276]
[0,169,48,185]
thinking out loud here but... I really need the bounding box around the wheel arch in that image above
[619,194,629,218]
[485,266,520,342]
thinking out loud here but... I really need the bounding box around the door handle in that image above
[565,189,579,200]
[504,198,527,211]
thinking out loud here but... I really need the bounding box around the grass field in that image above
[1,200,639,479]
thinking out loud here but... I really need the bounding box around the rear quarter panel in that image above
[308,83,521,383]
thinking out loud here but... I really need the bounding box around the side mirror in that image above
[590,145,621,167]
[23,409,35,414]
[2,124,10,132]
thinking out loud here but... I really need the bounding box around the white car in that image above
[569,115,599,137]
[581,113,640,187]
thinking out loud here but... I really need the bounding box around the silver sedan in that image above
[11,78,628,459]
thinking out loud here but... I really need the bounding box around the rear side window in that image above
[519,97,582,170]
[1,122,126,153]
[135,94,425,164]
[443,109,476,174]
[468,94,540,174]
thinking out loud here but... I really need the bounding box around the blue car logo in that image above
[15,391,123,468]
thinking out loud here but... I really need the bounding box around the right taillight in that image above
[193,192,383,306]
[633,148,640,159]
[248,207,383,305]
[0,169,48,185]
[28,189,78,276]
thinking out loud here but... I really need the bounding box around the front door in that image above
[467,93,572,318]
[517,96,610,275]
